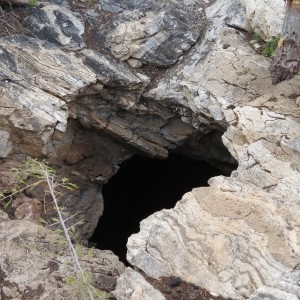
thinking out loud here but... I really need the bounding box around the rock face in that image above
[95,0,206,67]
[0,219,125,299]
[0,0,300,299]
[126,1,300,299]
[243,0,285,40]
[113,268,166,300]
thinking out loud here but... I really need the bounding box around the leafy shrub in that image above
[263,35,282,57]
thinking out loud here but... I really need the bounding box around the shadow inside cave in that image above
[89,153,233,264]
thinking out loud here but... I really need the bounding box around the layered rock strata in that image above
[0,0,299,299]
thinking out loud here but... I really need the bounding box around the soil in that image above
[107,273,233,300]
[144,274,233,300]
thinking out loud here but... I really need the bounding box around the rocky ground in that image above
[0,0,300,299]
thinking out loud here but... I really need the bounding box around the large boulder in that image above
[113,268,166,300]
[126,0,300,299]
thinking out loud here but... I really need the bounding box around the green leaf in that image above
[263,35,281,57]
[63,185,75,191]
[39,218,49,225]
[3,199,12,209]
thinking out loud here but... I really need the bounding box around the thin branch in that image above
[38,162,94,300]
[66,219,84,231]
[46,212,79,228]
[0,179,44,201]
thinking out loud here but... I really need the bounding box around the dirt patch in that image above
[145,275,233,300]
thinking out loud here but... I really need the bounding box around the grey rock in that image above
[0,0,299,299]
[78,48,149,88]
[96,0,206,67]
[113,267,166,300]
[0,210,8,222]
[127,58,143,68]
[126,0,300,299]
[100,0,125,13]
[39,0,69,5]
[249,271,300,300]
[0,220,125,299]
[0,131,13,158]
[242,0,285,40]
[24,4,85,49]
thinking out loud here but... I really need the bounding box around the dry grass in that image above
[0,2,28,37]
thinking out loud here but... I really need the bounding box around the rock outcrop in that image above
[0,0,300,299]
[95,0,206,67]
[126,1,300,299]
[0,219,124,299]
[113,268,166,300]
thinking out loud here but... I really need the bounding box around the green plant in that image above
[66,271,111,300]
[251,33,282,58]
[28,0,38,7]
[253,33,263,43]
[263,35,281,57]
[0,158,101,300]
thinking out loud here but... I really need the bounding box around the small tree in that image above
[0,158,100,300]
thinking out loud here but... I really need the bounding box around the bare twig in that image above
[38,162,94,300]
[46,212,79,228]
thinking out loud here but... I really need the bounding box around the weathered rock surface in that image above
[113,268,166,300]
[0,219,125,299]
[243,0,285,40]
[249,269,300,300]
[0,0,299,299]
[24,3,85,50]
[126,1,300,300]
[95,0,206,67]
[0,31,210,162]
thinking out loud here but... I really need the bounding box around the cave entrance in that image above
[89,153,231,264]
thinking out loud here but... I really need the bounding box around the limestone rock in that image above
[0,131,13,158]
[13,197,42,221]
[127,181,300,299]
[0,32,187,160]
[243,0,285,40]
[215,0,285,40]
[0,0,299,299]
[24,4,85,49]
[249,270,300,300]
[0,210,8,222]
[113,267,166,300]
[0,219,125,300]
[126,1,300,300]
[0,0,227,164]
[96,0,206,67]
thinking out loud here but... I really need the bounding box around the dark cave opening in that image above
[89,153,232,264]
